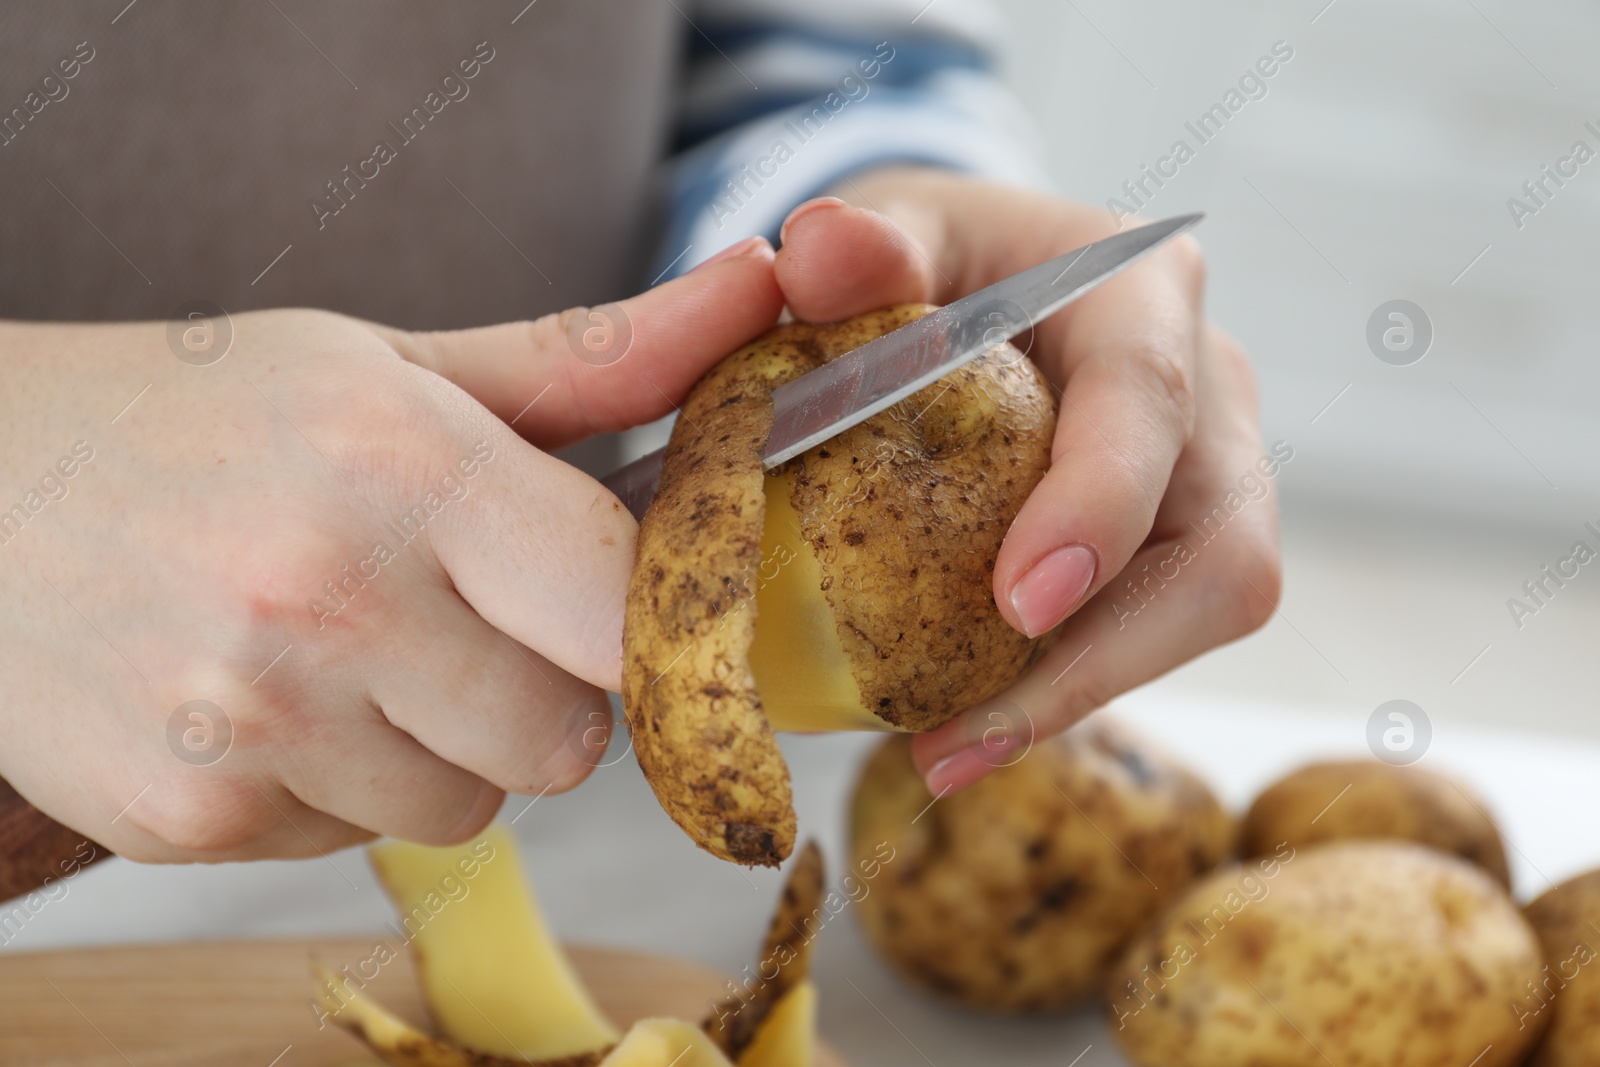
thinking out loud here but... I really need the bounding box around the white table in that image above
[7,692,1598,1067]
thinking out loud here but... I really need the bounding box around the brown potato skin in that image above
[623,306,1054,866]
[1523,869,1600,1066]
[704,841,825,1058]
[1108,841,1547,1067]
[622,309,804,867]
[784,306,1056,731]
[1239,759,1511,886]
[848,714,1233,1011]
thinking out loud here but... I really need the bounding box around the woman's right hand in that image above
[0,236,782,863]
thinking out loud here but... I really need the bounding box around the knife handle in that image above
[0,776,109,903]
[600,447,663,522]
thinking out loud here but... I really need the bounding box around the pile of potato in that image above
[847,714,1600,1066]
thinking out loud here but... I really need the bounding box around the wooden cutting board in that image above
[0,938,847,1067]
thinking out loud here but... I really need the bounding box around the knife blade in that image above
[603,213,1203,520]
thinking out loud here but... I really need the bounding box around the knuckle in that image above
[332,358,458,448]
[1058,672,1117,728]
[525,312,572,362]
[1129,339,1197,433]
[282,361,465,500]
[1164,233,1208,297]
[1207,325,1260,403]
[362,368,460,453]
[273,307,357,340]
[1040,644,1116,725]
[226,522,392,643]
[130,776,270,855]
[1214,535,1283,636]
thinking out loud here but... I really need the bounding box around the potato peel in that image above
[703,841,824,1058]
[623,305,1055,865]
[312,960,608,1067]
[621,311,804,867]
[314,829,829,1067]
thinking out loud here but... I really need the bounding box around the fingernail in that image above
[778,196,848,246]
[924,735,1015,796]
[689,235,770,274]
[1009,544,1097,637]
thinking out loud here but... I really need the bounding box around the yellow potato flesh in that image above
[368,826,618,1060]
[748,472,894,733]
[599,1020,741,1067]
[735,981,816,1067]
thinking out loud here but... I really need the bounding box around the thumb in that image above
[774,197,937,321]
[377,236,783,450]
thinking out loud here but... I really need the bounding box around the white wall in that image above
[987,0,1600,740]
[992,0,1600,529]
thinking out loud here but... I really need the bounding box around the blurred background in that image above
[989,0,1600,740]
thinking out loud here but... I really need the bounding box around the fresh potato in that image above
[623,305,1055,865]
[1108,841,1547,1067]
[848,714,1233,1011]
[1523,869,1600,1066]
[1239,759,1511,885]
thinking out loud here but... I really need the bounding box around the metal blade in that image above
[603,213,1203,519]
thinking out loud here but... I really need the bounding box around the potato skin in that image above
[1239,759,1511,886]
[623,305,1053,866]
[849,715,1233,1011]
[783,306,1056,731]
[1108,841,1547,1067]
[1523,870,1600,1066]
[704,841,826,1058]
[622,308,806,866]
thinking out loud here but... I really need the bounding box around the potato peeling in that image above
[622,305,1056,865]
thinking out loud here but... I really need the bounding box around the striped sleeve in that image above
[651,0,1051,282]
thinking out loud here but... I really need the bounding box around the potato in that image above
[847,714,1233,1011]
[1239,759,1511,885]
[623,305,1055,865]
[1108,841,1547,1067]
[1523,869,1600,1066]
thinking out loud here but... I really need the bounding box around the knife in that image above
[603,212,1203,520]
[0,213,1201,904]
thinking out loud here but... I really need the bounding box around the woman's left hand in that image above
[770,165,1284,793]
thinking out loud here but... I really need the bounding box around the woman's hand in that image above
[0,237,783,862]
[772,167,1282,793]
